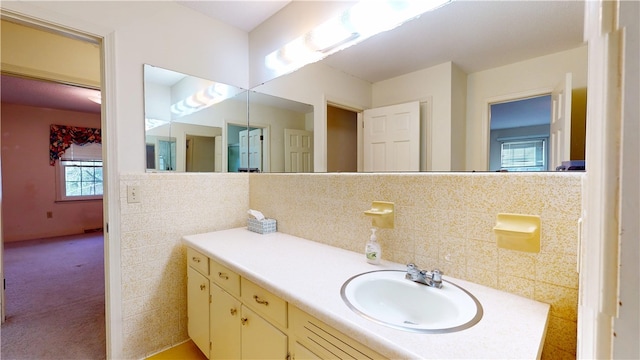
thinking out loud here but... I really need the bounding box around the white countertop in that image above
[183,228,549,359]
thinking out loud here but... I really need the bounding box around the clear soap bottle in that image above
[365,228,381,264]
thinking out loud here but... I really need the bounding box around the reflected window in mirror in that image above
[489,96,551,172]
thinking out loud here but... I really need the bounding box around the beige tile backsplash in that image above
[249,172,582,359]
[118,171,581,359]
[119,173,249,359]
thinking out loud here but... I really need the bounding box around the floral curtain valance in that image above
[49,125,102,165]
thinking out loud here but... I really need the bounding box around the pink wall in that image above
[1,103,103,242]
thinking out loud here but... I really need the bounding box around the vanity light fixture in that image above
[265,0,450,76]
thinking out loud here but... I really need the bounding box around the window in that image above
[56,143,103,201]
[500,139,547,172]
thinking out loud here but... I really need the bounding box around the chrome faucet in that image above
[405,263,443,288]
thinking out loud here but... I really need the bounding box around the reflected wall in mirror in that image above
[143,64,315,173]
[247,91,314,173]
[249,1,588,173]
[143,64,247,173]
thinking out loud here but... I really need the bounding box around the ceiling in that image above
[177,0,291,32]
[1,0,585,124]
[1,75,101,114]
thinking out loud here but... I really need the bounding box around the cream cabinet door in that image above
[187,266,210,358]
[241,305,288,359]
[210,283,241,360]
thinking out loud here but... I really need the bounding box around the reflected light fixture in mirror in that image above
[171,82,243,118]
[265,0,450,76]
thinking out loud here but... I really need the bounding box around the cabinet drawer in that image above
[210,259,240,297]
[241,278,287,329]
[187,248,209,276]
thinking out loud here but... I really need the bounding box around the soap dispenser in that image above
[365,228,381,264]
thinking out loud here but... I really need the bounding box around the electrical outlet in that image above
[127,185,141,203]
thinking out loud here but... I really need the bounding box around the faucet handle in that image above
[406,263,420,280]
[431,269,443,287]
[431,269,443,280]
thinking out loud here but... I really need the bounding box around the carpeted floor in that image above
[1,233,106,360]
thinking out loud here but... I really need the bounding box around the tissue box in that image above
[247,218,277,234]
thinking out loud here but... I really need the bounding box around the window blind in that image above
[60,143,102,161]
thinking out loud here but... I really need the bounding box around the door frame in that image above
[0,5,122,359]
[224,120,249,172]
[246,123,271,173]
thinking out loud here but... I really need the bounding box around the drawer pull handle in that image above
[230,308,237,316]
[241,317,248,325]
[200,284,206,291]
[253,295,269,306]
[218,272,229,280]
[192,256,201,263]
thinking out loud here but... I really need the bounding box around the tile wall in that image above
[249,172,582,359]
[118,173,249,359]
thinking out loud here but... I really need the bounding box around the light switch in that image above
[127,185,141,203]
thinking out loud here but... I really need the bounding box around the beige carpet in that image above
[1,233,106,360]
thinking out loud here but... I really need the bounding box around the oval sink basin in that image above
[341,270,483,333]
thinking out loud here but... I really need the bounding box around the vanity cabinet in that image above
[187,248,211,358]
[210,283,288,359]
[187,247,382,360]
[210,284,241,359]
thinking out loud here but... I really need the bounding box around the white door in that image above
[550,73,573,170]
[239,129,249,170]
[248,128,263,172]
[284,129,313,172]
[363,101,420,172]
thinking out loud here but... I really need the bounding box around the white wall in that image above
[110,5,248,173]
[248,102,309,172]
[372,61,456,171]
[143,82,172,122]
[252,61,371,172]
[466,46,588,171]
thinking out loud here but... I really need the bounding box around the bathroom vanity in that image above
[183,228,550,359]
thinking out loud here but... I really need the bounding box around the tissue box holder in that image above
[247,218,277,234]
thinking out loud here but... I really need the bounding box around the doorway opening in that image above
[489,95,552,171]
[0,17,106,359]
[186,135,217,172]
[327,104,358,172]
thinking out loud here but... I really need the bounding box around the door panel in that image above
[210,284,241,360]
[363,101,420,171]
[248,129,263,172]
[241,306,287,359]
[187,267,210,358]
[284,129,313,172]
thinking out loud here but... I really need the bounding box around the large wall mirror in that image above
[248,0,587,173]
[143,64,314,173]
[144,1,587,174]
